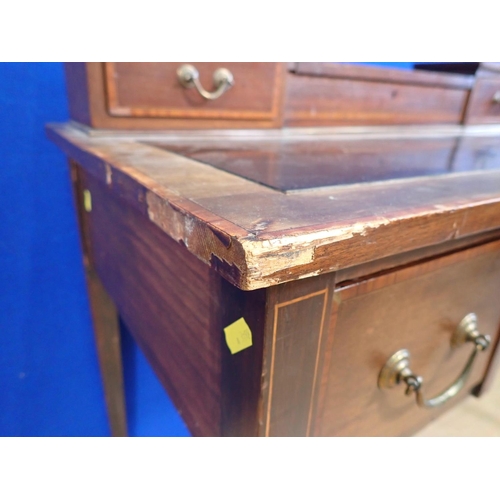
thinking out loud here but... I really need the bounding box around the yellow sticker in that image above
[83,189,92,212]
[224,317,253,355]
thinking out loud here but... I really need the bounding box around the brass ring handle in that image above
[176,64,234,100]
[378,313,491,409]
[492,91,500,104]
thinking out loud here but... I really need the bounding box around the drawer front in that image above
[284,73,468,126]
[317,241,500,436]
[104,62,284,124]
[465,78,500,124]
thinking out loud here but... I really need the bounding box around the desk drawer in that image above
[318,241,500,436]
[465,78,500,124]
[284,73,468,126]
[65,62,285,129]
[104,62,284,124]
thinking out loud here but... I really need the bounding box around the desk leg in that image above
[85,266,128,437]
[69,160,128,437]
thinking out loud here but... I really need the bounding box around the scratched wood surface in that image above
[78,167,271,436]
[150,135,462,190]
[47,123,500,290]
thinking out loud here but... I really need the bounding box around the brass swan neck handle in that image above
[378,313,491,409]
[177,64,234,100]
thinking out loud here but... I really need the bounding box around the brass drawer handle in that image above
[378,313,491,409]
[492,91,500,104]
[176,64,234,100]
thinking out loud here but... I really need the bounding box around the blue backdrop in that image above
[1,62,422,436]
[0,62,189,436]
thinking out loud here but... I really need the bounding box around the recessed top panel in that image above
[147,134,500,192]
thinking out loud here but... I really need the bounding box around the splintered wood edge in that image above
[46,123,500,291]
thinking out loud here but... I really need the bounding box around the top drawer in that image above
[105,62,283,120]
[65,62,285,130]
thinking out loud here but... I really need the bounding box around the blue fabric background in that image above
[1,62,421,436]
[0,62,189,436]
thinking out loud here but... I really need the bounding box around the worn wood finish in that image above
[79,169,222,436]
[154,129,500,191]
[69,161,128,437]
[260,273,336,436]
[53,64,500,438]
[335,227,500,285]
[464,78,500,125]
[317,241,500,436]
[77,166,272,436]
[69,164,500,437]
[151,135,461,191]
[284,73,469,127]
[47,123,500,291]
[65,63,285,130]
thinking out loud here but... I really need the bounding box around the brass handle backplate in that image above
[378,313,491,409]
[492,91,500,104]
[176,64,234,100]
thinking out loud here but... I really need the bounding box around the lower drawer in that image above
[317,241,500,436]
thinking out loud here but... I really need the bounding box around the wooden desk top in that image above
[47,123,500,290]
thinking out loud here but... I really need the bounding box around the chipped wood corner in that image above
[47,121,500,291]
[145,191,251,289]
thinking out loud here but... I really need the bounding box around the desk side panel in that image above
[78,167,229,436]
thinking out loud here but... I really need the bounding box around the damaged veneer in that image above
[48,119,500,437]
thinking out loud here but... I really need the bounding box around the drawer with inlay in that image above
[65,62,285,130]
[314,241,500,436]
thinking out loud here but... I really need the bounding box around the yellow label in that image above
[83,189,92,212]
[224,317,253,355]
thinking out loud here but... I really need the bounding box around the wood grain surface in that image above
[79,169,224,436]
[70,161,128,437]
[65,63,286,130]
[47,124,500,291]
[317,240,500,436]
[69,164,500,438]
[260,273,336,436]
[151,135,462,191]
[284,73,469,126]
[105,63,284,121]
[77,165,275,436]
[65,62,480,129]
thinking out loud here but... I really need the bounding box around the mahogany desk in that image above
[47,122,500,436]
